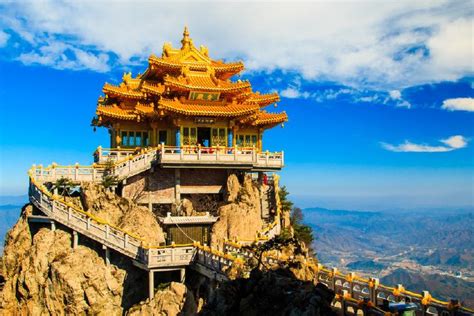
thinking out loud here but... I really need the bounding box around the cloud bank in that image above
[0,1,472,90]
[381,135,468,152]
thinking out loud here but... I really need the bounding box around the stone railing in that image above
[315,265,474,315]
[95,145,284,170]
[29,174,204,269]
[31,149,158,184]
[222,239,474,316]
[28,168,237,273]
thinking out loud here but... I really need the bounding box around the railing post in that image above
[265,150,269,165]
[198,145,201,160]
[124,234,129,248]
[51,163,56,179]
[86,217,91,230]
[74,164,79,181]
[67,207,72,221]
[105,224,110,239]
[234,145,238,161]
[160,143,165,158]
[331,267,337,291]
[369,277,379,304]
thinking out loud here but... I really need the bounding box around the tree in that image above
[102,159,118,189]
[290,207,303,225]
[52,177,75,197]
[291,206,314,254]
[279,186,293,213]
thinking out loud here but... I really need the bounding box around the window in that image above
[120,131,149,147]
[236,133,258,147]
[211,128,226,146]
[182,127,197,146]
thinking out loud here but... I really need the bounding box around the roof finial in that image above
[181,26,192,49]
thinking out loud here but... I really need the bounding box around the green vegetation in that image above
[102,159,119,188]
[52,177,75,197]
[291,207,314,253]
[278,186,314,253]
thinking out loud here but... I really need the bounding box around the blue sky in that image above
[0,1,473,211]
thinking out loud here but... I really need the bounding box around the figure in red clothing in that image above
[263,173,268,185]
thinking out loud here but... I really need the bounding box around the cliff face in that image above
[211,174,264,247]
[1,205,133,314]
[81,182,165,245]
[0,205,196,315]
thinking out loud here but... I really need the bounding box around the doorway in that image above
[197,127,211,147]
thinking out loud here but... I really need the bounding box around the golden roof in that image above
[158,98,259,117]
[163,72,250,93]
[103,83,146,100]
[96,27,287,130]
[252,111,288,126]
[245,92,280,107]
[145,27,244,80]
[96,104,137,120]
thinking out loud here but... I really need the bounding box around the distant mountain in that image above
[0,195,28,206]
[381,269,474,307]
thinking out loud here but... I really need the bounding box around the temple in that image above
[87,27,287,245]
[94,26,287,156]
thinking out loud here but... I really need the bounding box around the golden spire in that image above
[181,26,192,49]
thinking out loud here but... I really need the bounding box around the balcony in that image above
[95,145,284,171]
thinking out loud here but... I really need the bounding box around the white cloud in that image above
[389,90,402,100]
[17,40,109,72]
[0,30,9,47]
[280,87,310,99]
[381,135,468,152]
[442,98,474,112]
[0,1,472,89]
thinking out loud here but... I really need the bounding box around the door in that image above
[158,130,168,145]
[197,128,211,147]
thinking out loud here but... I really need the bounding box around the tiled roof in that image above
[164,73,250,93]
[253,111,288,126]
[103,83,145,100]
[159,98,259,117]
[96,105,137,120]
[142,82,165,95]
[245,92,280,107]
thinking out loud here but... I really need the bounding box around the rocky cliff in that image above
[211,174,264,248]
[81,182,165,245]
[0,205,199,315]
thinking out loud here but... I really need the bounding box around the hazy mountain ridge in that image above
[304,206,474,307]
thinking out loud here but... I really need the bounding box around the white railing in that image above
[32,164,105,183]
[95,146,284,169]
[159,145,284,169]
[29,177,202,268]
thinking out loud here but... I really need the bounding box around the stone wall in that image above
[123,168,228,204]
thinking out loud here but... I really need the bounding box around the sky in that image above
[0,0,473,211]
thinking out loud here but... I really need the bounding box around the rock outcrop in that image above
[81,182,165,245]
[211,174,264,248]
[127,282,197,316]
[0,205,145,314]
[201,268,335,316]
